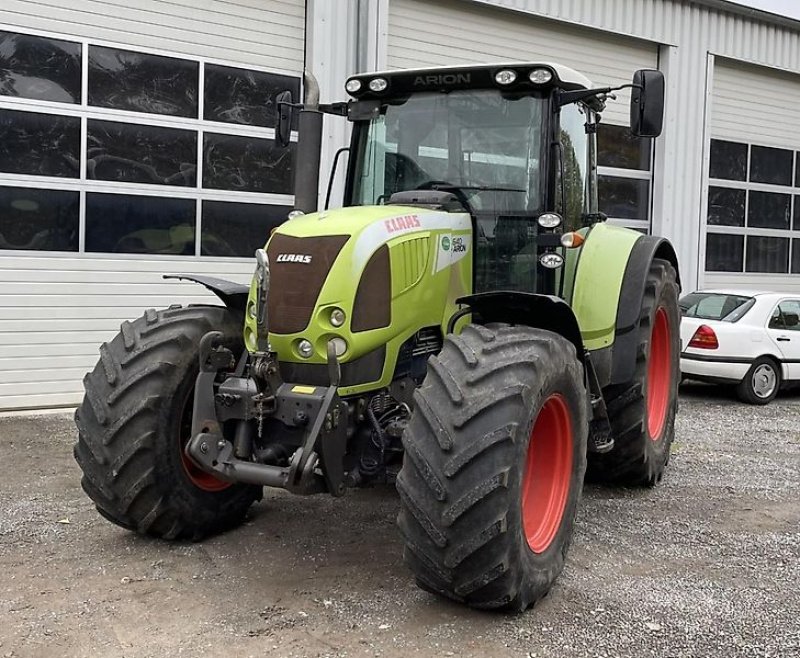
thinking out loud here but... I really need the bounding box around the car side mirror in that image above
[274,90,293,148]
[630,69,665,138]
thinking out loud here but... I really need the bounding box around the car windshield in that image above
[350,90,546,214]
[679,292,754,322]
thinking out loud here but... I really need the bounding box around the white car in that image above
[679,290,800,404]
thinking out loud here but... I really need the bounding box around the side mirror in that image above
[274,90,293,147]
[630,69,665,138]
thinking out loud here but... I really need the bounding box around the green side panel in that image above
[243,205,473,397]
[568,223,642,351]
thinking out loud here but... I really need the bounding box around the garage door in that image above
[704,59,800,292]
[0,0,304,410]
[388,0,660,232]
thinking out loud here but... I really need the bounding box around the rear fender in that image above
[163,274,249,319]
[453,292,585,366]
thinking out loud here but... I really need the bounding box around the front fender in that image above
[163,274,249,319]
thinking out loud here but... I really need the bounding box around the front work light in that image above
[539,252,565,269]
[368,77,388,92]
[495,69,517,85]
[529,68,553,84]
[537,212,562,229]
[345,79,361,93]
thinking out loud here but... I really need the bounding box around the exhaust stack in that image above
[293,71,323,214]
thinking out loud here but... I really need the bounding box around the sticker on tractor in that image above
[441,236,451,251]
[291,385,317,395]
[384,214,420,233]
[435,233,471,273]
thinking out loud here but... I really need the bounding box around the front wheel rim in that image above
[647,307,671,440]
[521,394,573,554]
[752,364,777,399]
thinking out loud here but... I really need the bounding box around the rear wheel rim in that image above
[521,394,573,554]
[178,388,231,493]
[647,307,671,440]
[752,363,777,399]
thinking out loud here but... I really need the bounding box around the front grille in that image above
[279,345,386,387]
[266,234,349,334]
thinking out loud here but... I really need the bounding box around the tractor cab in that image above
[280,62,664,296]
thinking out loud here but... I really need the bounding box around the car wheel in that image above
[736,357,781,405]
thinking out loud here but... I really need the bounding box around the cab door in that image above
[766,299,800,381]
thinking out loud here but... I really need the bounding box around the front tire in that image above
[397,324,588,611]
[74,305,261,540]
[588,258,680,486]
[736,357,781,405]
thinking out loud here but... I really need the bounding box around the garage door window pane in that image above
[705,234,743,272]
[87,120,197,187]
[709,140,747,181]
[204,64,300,128]
[747,191,791,229]
[598,176,649,220]
[0,186,78,251]
[0,109,80,178]
[201,201,290,257]
[745,236,788,273]
[85,193,195,254]
[0,31,81,104]
[794,196,799,231]
[707,187,745,226]
[793,239,800,274]
[796,152,799,187]
[749,145,793,186]
[203,133,294,194]
[597,124,650,171]
[88,46,198,117]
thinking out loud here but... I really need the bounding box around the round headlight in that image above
[494,69,517,85]
[345,79,361,93]
[329,337,348,357]
[529,68,553,84]
[247,301,257,319]
[537,212,562,229]
[287,209,305,220]
[330,308,346,327]
[368,77,388,92]
[539,252,565,269]
[297,339,314,358]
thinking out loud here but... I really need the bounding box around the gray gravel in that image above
[0,383,798,658]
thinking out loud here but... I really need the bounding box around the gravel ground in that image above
[1,383,798,658]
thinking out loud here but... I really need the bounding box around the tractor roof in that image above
[345,62,594,99]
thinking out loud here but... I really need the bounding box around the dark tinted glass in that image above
[0,186,79,251]
[793,239,800,274]
[85,193,195,254]
[598,176,649,220]
[201,201,291,257]
[679,292,753,321]
[203,133,294,194]
[596,124,651,170]
[746,236,788,273]
[0,109,80,177]
[88,46,198,117]
[0,31,81,103]
[795,196,799,230]
[796,152,799,187]
[87,120,196,187]
[750,145,793,186]
[748,191,791,229]
[705,234,743,272]
[707,186,745,226]
[204,64,300,128]
[708,140,747,181]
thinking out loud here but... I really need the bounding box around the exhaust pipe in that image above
[294,71,323,214]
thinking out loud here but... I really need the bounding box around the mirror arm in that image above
[557,83,642,107]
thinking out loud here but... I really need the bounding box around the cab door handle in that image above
[777,337,791,342]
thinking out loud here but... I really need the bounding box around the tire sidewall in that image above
[510,361,587,606]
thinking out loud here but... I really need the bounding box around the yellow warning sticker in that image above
[291,385,316,395]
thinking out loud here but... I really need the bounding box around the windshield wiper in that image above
[430,184,526,193]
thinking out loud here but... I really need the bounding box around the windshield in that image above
[350,90,546,214]
[679,292,755,322]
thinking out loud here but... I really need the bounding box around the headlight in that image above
[330,308,346,327]
[368,77,388,92]
[537,212,562,229]
[495,69,517,85]
[539,252,565,269]
[329,337,347,357]
[297,339,314,358]
[529,68,553,84]
[345,79,361,93]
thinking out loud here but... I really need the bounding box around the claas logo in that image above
[276,253,312,263]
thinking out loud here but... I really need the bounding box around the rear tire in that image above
[588,258,680,486]
[397,324,587,611]
[74,305,261,540]
[736,357,781,405]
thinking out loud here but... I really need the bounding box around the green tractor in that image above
[74,62,680,611]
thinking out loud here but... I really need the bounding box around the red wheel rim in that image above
[521,394,573,554]
[647,307,671,441]
[178,390,231,493]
